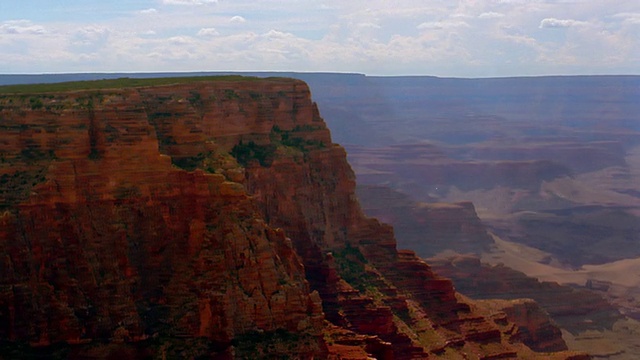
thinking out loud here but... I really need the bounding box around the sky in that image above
[1,0,639,77]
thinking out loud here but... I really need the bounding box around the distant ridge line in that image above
[1,72,638,87]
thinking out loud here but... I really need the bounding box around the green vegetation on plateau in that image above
[0,75,292,94]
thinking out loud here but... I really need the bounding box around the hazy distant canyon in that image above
[305,74,640,359]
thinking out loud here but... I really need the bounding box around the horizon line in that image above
[1,70,639,82]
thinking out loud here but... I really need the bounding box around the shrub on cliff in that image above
[231,141,276,167]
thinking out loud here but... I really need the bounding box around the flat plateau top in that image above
[0,75,295,95]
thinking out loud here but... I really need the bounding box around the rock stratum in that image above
[0,77,587,359]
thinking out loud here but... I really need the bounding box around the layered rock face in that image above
[475,297,568,352]
[357,185,494,257]
[0,79,325,358]
[346,144,572,198]
[430,256,622,335]
[0,78,587,359]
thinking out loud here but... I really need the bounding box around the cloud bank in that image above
[1,0,638,76]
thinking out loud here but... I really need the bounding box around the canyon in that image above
[302,74,640,359]
[0,76,590,359]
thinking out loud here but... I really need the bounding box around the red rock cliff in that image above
[0,79,325,358]
[0,77,588,359]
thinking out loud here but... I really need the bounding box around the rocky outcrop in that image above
[430,255,622,335]
[476,298,567,352]
[0,77,588,359]
[357,185,494,257]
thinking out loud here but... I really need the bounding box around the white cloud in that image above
[499,32,538,47]
[73,26,110,44]
[69,26,111,55]
[162,0,217,5]
[451,13,473,19]
[0,1,638,76]
[613,12,640,25]
[417,20,470,30]
[167,35,195,44]
[263,29,290,39]
[357,22,381,29]
[230,15,247,24]
[478,12,505,19]
[0,20,46,35]
[197,27,219,36]
[76,26,110,38]
[539,18,588,28]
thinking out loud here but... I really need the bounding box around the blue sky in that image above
[1,0,639,77]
